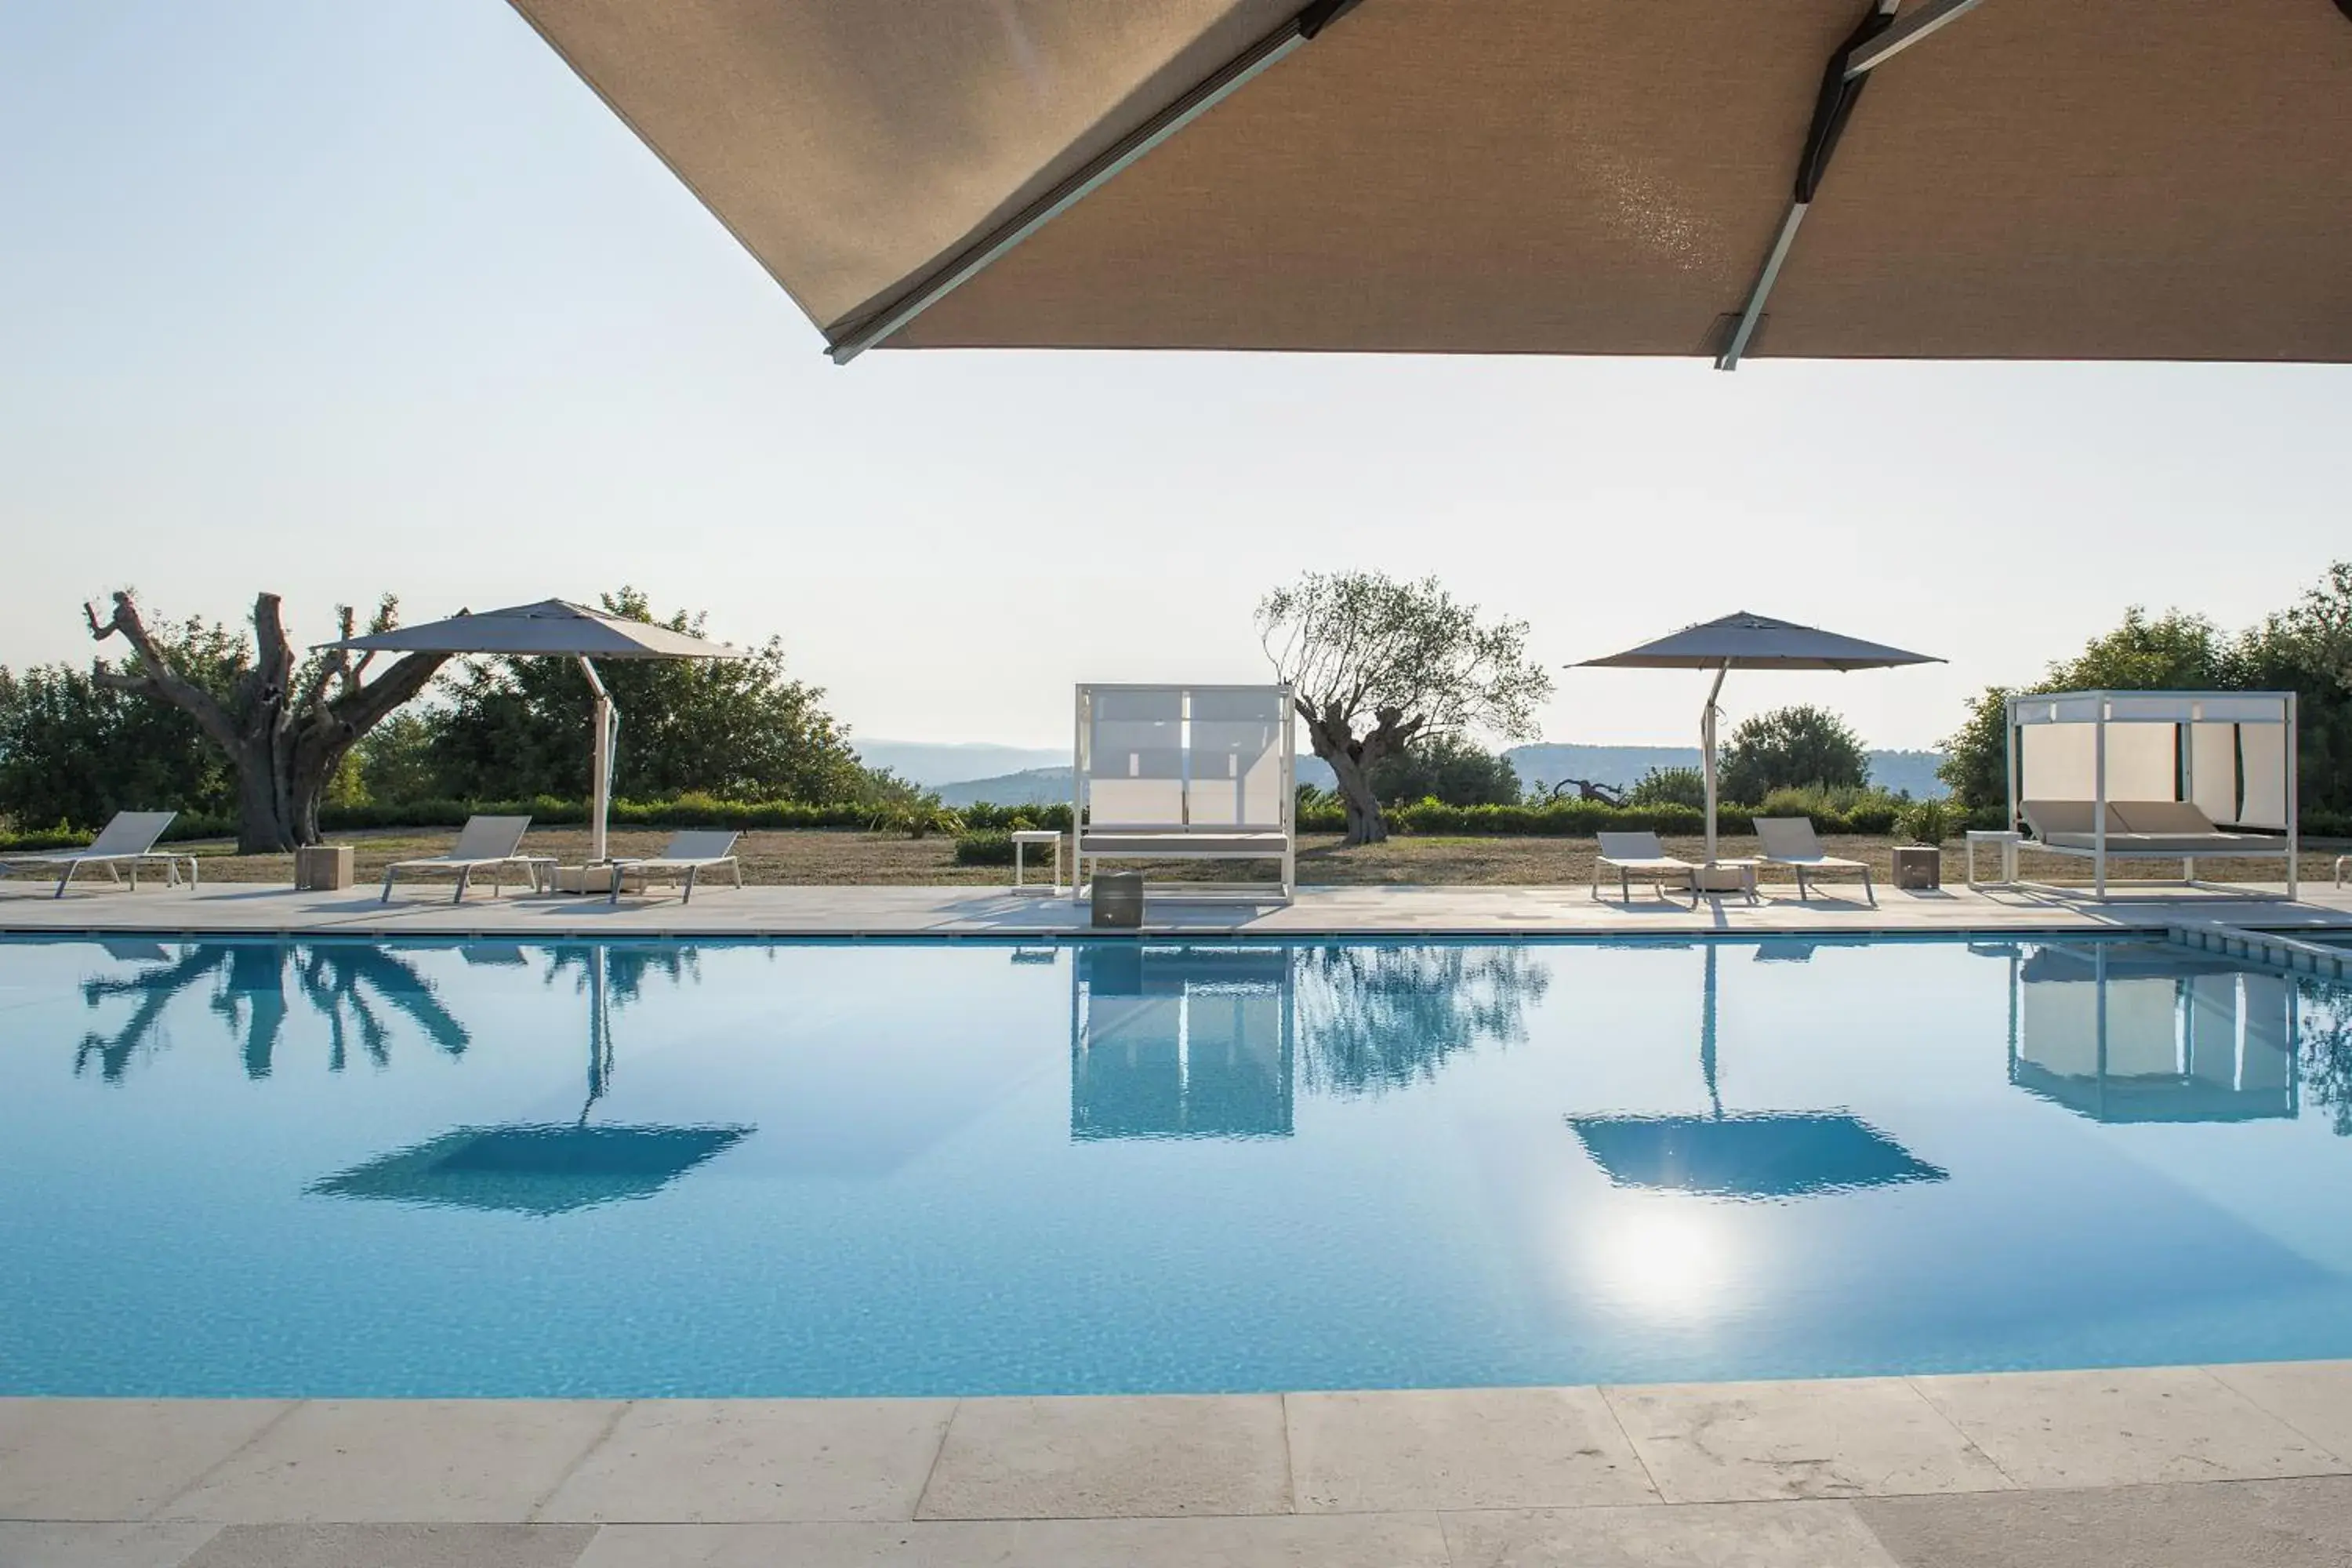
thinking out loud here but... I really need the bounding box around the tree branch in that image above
[85,591,244,753]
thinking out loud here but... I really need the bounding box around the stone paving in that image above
[3,1367,2351,1565]
[3,877,2350,941]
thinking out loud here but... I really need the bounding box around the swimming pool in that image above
[2,932,2347,1398]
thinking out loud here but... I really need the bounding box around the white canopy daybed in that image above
[2006,691,2299,898]
[1073,684,1295,904]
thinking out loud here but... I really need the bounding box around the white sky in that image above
[4,1,2346,753]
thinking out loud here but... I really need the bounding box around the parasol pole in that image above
[579,657,615,864]
[1700,661,1730,868]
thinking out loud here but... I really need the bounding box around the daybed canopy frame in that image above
[1073,683,1297,904]
[2005,690,2299,900]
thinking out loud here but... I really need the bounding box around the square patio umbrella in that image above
[321,600,750,864]
[500,1,2352,366]
[1571,612,1940,873]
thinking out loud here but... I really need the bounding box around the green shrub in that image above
[1896,798,1958,845]
[953,831,1018,866]
[1628,767,1708,809]
[1751,784,1907,835]
[1368,737,1520,808]
[1720,705,1870,804]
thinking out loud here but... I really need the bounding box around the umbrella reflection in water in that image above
[1568,943,1947,1201]
[310,943,751,1216]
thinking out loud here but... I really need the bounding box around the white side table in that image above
[1965,829,2020,889]
[1010,829,1065,894]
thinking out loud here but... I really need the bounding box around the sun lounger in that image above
[0,811,194,898]
[608,829,742,903]
[1592,831,1700,904]
[380,816,549,904]
[1753,817,1876,905]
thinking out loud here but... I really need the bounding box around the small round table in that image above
[1010,829,1065,894]
[1965,829,2020,889]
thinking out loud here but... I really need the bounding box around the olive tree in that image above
[1258,572,1552,845]
[1717,704,1869,804]
[85,590,446,852]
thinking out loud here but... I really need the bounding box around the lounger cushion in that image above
[1596,831,1678,862]
[2110,800,2219,835]
[2020,800,2128,837]
[2042,831,2281,854]
[1080,831,1289,856]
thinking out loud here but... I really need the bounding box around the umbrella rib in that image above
[825,0,1369,364]
[1716,0,1991,370]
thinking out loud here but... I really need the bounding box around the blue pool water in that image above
[2,932,2350,1398]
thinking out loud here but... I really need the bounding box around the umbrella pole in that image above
[1701,942,1723,1120]
[579,657,614,864]
[1700,663,1729,868]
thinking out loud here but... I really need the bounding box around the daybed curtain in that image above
[2189,723,2240,825]
[1187,688,1286,828]
[1088,689,1186,826]
[2239,728,2289,829]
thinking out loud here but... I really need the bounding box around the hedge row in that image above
[6,795,2346,853]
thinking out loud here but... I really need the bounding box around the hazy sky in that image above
[5,2,2346,754]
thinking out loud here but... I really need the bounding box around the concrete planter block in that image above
[294,844,353,891]
[1892,844,1940,891]
[1091,871,1145,928]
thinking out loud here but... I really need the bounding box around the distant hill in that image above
[855,741,1066,789]
[937,758,1335,808]
[1510,745,1947,800]
[927,742,1945,807]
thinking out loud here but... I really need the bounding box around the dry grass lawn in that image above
[151,826,2342,892]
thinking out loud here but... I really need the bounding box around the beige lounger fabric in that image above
[380,816,547,904]
[609,830,742,903]
[1753,817,1875,904]
[2023,799,2282,855]
[0,810,195,898]
[1592,831,1697,904]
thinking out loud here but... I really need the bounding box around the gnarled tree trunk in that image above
[1298,699,1423,847]
[86,591,448,853]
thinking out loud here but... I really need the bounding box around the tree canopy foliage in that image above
[2,587,892,840]
[1258,572,1552,844]
[0,614,241,830]
[1367,735,1523,808]
[1940,564,2352,817]
[1718,704,1870,804]
[1627,765,1708,810]
[420,590,880,806]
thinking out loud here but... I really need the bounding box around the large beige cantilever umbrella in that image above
[1573,612,1940,877]
[502,0,2352,366]
[321,600,750,864]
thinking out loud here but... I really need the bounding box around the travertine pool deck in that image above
[5,1367,2351,1566]
[5,877,2352,940]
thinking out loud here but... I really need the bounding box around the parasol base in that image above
[1693,861,1759,895]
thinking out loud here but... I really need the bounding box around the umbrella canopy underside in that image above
[1575,611,1941,672]
[321,599,748,661]
[509,0,2352,361]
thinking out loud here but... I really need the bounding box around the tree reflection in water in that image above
[541,942,700,1011]
[2301,978,2352,1137]
[76,942,468,1081]
[1295,942,1552,1097]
